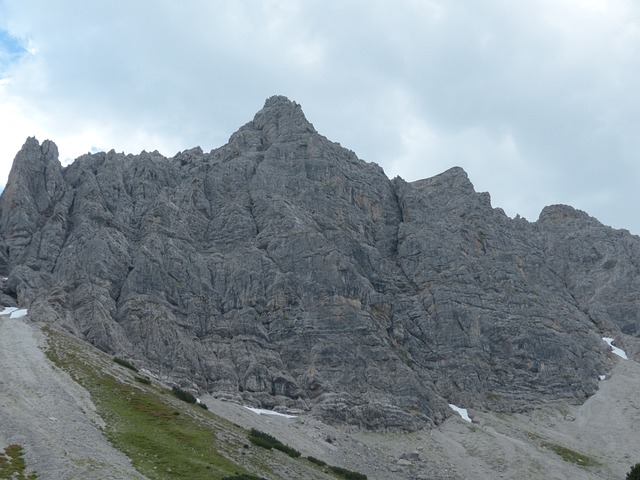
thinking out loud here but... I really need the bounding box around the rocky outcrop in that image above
[1,95,638,430]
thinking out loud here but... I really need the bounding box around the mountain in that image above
[1,95,638,431]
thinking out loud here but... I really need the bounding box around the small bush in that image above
[221,475,266,480]
[134,375,151,385]
[248,435,273,450]
[113,357,138,372]
[171,386,197,404]
[306,456,327,467]
[283,446,301,457]
[627,463,640,480]
[329,465,368,480]
[248,429,300,458]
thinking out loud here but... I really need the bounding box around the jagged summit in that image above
[230,95,317,149]
[256,96,316,130]
[6,137,60,182]
[537,203,600,226]
[0,137,64,246]
[263,94,295,107]
[1,97,639,431]
[410,166,477,196]
[260,94,307,114]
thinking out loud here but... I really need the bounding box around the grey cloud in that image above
[0,0,638,233]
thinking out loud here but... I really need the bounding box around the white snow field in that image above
[449,403,472,422]
[602,337,628,359]
[244,406,298,418]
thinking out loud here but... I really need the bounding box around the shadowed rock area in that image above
[1,95,639,430]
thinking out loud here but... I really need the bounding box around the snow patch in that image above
[10,309,28,319]
[602,337,628,359]
[2,307,28,318]
[449,404,471,422]
[599,375,606,381]
[244,406,297,418]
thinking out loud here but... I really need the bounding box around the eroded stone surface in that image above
[1,95,638,430]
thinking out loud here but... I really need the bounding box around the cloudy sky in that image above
[1,0,639,234]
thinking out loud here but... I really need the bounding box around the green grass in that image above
[43,326,367,480]
[544,443,599,467]
[0,444,38,479]
[44,328,264,480]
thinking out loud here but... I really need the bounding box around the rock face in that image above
[1,95,639,430]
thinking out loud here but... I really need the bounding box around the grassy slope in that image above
[0,444,38,479]
[43,325,329,480]
[39,321,626,480]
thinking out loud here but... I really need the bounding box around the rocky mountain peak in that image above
[5,137,60,183]
[238,95,317,146]
[0,137,65,269]
[1,97,639,431]
[536,204,598,226]
[410,166,476,195]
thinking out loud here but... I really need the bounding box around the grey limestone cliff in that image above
[1,95,638,430]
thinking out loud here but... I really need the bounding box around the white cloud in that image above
[383,89,548,221]
[0,1,638,233]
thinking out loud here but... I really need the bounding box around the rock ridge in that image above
[1,96,639,430]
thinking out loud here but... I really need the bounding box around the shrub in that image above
[197,402,208,410]
[221,475,266,480]
[113,357,138,372]
[306,456,327,467]
[134,375,152,385]
[171,386,197,404]
[247,436,273,450]
[247,429,300,458]
[329,465,368,480]
[627,463,640,480]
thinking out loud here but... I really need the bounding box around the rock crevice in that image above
[1,96,639,430]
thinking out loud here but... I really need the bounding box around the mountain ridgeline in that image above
[1,96,639,430]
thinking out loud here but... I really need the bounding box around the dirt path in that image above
[0,314,147,479]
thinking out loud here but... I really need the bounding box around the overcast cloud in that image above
[1,0,639,233]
